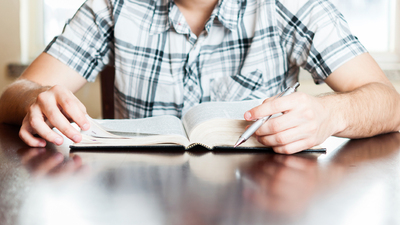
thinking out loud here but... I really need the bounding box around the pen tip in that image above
[234,138,245,148]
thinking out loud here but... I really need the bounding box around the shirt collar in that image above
[142,0,242,35]
[214,0,242,31]
[147,0,172,35]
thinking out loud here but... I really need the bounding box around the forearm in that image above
[321,82,400,138]
[0,79,50,125]
[0,53,87,125]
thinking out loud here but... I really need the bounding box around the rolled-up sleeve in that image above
[277,0,367,84]
[45,0,115,82]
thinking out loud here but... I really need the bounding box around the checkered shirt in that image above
[45,0,367,119]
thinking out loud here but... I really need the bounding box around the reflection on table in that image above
[0,124,399,225]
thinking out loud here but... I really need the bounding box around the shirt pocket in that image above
[211,69,265,101]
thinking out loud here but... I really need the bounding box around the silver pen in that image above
[234,82,300,148]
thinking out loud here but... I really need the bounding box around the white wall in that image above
[0,0,101,119]
[0,0,21,92]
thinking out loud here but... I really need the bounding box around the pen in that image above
[234,82,300,148]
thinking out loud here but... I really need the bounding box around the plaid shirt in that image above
[45,0,366,119]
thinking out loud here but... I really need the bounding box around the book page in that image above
[188,118,265,148]
[181,99,264,137]
[76,134,191,147]
[95,115,187,137]
[74,115,191,147]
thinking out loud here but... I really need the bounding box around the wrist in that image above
[17,80,51,121]
[318,94,347,136]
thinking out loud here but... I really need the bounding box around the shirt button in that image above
[189,86,194,91]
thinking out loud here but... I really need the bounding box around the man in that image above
[0,0,399,154]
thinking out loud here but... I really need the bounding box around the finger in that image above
[262,95,275,104]
[38,96,82,143]
[254,112,301,136]
[256,126,308,147]
[19,116,48,147]
[272,139,316,154]
[245,94,299,121]
[27,104,65,145]
[55,89,89,131]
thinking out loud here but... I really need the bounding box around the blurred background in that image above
[1,0,400,118]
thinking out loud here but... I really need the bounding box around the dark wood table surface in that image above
[0,123,399,225]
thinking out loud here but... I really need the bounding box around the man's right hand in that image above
[19,85,90,147]
[0,53,90,147]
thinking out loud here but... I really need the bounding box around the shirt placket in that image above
[168,2,217,114]
[182,31,210,113]
[181,12,218,114]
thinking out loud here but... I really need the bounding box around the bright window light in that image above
[331,0,396,53]
[43,0,86,45]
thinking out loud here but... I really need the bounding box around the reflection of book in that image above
[70,100,325,152]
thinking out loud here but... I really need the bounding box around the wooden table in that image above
[0,123,399,225]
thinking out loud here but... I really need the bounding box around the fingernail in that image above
[54,137,63,145]
[72,135,80,143]
[244,111,252,120]
[82,123,90,131]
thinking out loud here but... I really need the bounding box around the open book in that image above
[70,99,325,152]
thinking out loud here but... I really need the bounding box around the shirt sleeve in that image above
[276,0,367,84]
[44,0,115,82]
